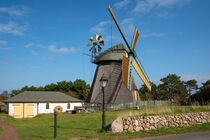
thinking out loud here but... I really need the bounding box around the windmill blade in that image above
[122,56,129,87]
[89,46,94,52]
[99,40,104,46]
[87,43,92,46]
[97,45,102,52]
[98,35,104,41]
[94,47,97,53]
[89,37,94,42]
[108,5,133,53]
[131,28,139,51]
[94,34,99,40]
[93,42,97,46]
[132,56,151,91]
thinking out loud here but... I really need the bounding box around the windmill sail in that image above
[132,56,151,91]
[108,5,151,91]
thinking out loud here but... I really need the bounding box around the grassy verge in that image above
[0,105,209,140]
[0,126,3,134]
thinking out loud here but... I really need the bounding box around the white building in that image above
[4,91,83,118]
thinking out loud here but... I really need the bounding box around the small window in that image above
[46,103,49,109]
[67,103,70,109]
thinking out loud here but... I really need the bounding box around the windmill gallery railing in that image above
[83,100,171,111]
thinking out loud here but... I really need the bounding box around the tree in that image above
[57,81,73,92]
[21,86,29,91]
[202,80,210,87]
[72,79,90,100]
[157,74,187,104]
[190,85,210,104]
[11,90,21,97]
[0,90,9,100]
[184,80,198,96]
[44,83,58,91]
[138,82,157,100]
[190,79,210,105]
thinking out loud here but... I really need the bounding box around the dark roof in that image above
[94,43,128,64]
[4,91,82,103]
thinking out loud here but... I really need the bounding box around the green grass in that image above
[0,126,3,134]
[0,105,209,140]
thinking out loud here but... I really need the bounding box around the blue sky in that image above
[0,0,210,92]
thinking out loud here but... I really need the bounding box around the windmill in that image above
[87,34,104,63]
[86,5,151,104]
[108,5,151,91]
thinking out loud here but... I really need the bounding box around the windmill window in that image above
[67,103,70,109]
[46,103,49,109]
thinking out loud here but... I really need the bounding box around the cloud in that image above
[0,40,7,45]
[121,18,135,36]
[48,45,76,53]
[0,6,28,17]
[114,0,130,9]
[0,46,11,50]
[181,74,210,85]
[25,43,33,48]
[90,21,110,34]
[0,21,27,35]
[30,50,39,56]
[157,11,175,18]
[133,0,191,14]
[143,33,166,38]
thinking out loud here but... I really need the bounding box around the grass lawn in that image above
[0,105,209,140]
[0,126,3,134]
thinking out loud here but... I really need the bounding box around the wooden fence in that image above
[84,100,171,111]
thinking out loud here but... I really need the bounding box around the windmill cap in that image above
[94,43,128,64]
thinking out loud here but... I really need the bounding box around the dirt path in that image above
[0,119,18,140]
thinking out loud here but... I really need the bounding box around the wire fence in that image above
[84,100,171,111]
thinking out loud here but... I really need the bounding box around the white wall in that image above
[38,102,83,114]
[7,102,83,117]
[8,103,13,116]
[33,103,38,116]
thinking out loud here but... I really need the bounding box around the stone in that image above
[134,126,141,131]
[150,126,156,129]
[134,120,138,126]
[145,123,150,128]
[150,119,155,124]
[124,125,129,130]
[110,117,123,133]
[128,125,134,132]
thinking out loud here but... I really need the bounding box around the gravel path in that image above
[0,119,18,140]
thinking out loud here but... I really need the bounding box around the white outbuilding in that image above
[4,91,83,118]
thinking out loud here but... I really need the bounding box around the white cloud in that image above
[0,6,28,17]
[0,40,7,45]
[181,74,210,85]
[25,43,33,48]
[114,0,130,9]
[143,32,166,38]
[30,50,39,56]
[48,45,76,53]
[47,57,53,60]
[0,46,11,50]
[90,21,110,34]
[0,21,27,35]
[121,18,135,36]
[157,12,175,18]
[133,0,191,14]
